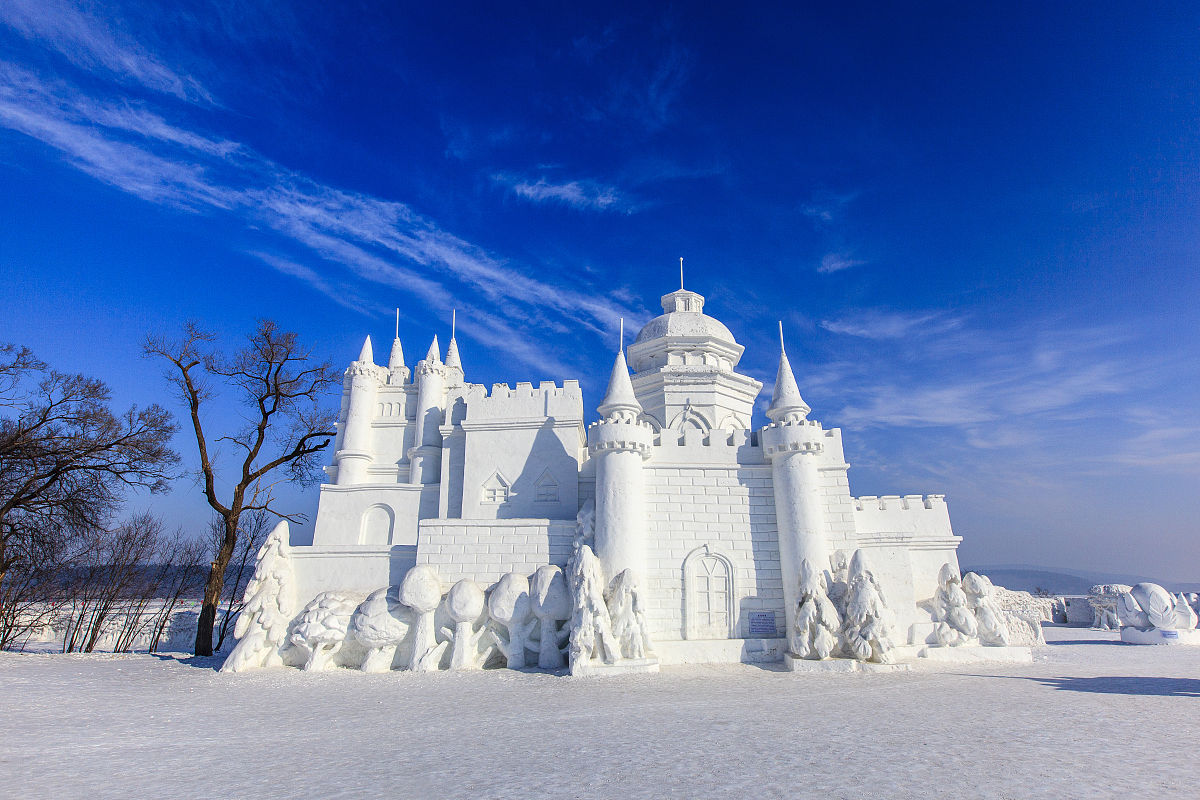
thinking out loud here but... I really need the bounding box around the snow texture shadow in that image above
[148,652,226,672]
[984,674,1200,697]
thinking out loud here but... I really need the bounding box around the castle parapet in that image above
[650,427,764,465]
[587,418,654,458]
[465,380,583,423]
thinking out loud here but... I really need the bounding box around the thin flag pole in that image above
[451,309,456,340]
[679,257,684,291]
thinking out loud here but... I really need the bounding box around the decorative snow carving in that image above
[568,544,620,668]
[350,587,410,673]
[962,572,1009,646]
[789,559,840,660]
[530,565,571,669]
[445,579,489,670]
[841,550,895,664]
[289,591,358,672]
[222,520,297,673]
[930,563,978,647]
[605,569,653,660]
[1087,584,1129,631]
[574,497,596,549]
[1119,583,1199,632]
[487,572,535,669]
[399,564,447,672]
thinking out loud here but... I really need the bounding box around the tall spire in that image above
[445,310,461,370]
[598,319,641,419]
[767,323,810,423]
[425,334,440,363]
[357,335,374,365]
[388,337,405,371]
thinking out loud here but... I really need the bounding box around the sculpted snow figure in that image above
[445,579,489,670]
[1119,583,1199,631]
[221,520,296,673]
[841,550,895,664]
[487,572,535,669]
[962,572,1009,646]
[1087,584,1128,631]
[530,565,571,669]
[350,587,411,672]
[568,544,619,669]
[789,559,840,660]
[289,591,358,672]
[399,565,447,672]
[931,563,978,647]
[605,569,653,660]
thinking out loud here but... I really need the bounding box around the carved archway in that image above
[682,544,736,640]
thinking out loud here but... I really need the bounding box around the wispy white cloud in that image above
[817,252,866,274]
[491,172,637,213]
[0,0,213,103]
[802,191,858,226]
[819,308,962,339]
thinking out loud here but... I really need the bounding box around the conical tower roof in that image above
[357,335,374,365]
[767,347,810,422]
[597,349,642,418]
[445,337,461,370]
[424,334,440,363]
[388,337,405,370]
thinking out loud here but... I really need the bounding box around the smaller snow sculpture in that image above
[1087,584,1128,630]
[962,572,1009,646]
[930,563,978,647]
[789,559,840,660]
[289,591,359,671]
[221,520,297,673]
[445,579,489,670]
[399,564,447,672]
[604,569,653,660]
[568,544,620,669]
[530,565,571,669]
[487,572,535,669]
[350,587,410,673]
[1118,583,1196,631]
[841,550,895,664]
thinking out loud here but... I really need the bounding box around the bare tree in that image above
[211,508,271,653]
[145,321,338,656]
[0,344,177,644]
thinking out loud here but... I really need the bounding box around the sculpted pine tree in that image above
[146,322,338,656]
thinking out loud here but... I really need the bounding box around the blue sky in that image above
[2,2,1198,581]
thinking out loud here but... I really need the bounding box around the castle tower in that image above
[409,335,446,484]
[587,346,654,582]
[760,335,829,632]
[387,309,409,385]
[335,336,383,485]
[626,286,762,431]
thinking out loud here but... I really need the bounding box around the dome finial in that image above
[679,256,684,291]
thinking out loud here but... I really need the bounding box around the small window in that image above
[482,473,510,504]
[534,470,558,503]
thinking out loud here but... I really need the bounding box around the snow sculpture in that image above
[398,564,447,672]
[350,587,410,673]
[574,497,596,549]
[841,550,895,664]
[1087,584,1129,631]
[445,579,489,670]
[962,572,1009,646]
[289,591,359,671]
[1118,583,1196,631]
[604,569,653,660]
[568,544,620,669]
[530,565,571,669]
[487,572,535,669]
[930,563,978,647]
[222,520,297,673]
[789,559,841,660]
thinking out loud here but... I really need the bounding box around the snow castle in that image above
[228,284,1027,674]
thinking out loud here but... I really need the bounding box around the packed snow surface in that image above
[1,627,1197,799]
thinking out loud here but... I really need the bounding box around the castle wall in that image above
[290,544,417,599]
[414,518,575,585]
[311,484,433,546]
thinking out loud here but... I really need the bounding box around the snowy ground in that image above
[1,626,1196,799]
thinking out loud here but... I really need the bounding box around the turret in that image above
[587,346,653,583]
[335,336,383,485]
[761,330,829,633]
[444,336,463,387]
[408,335,446,483]
[387,309,409,384]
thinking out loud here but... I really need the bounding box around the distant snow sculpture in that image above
[221,520,297,673]
[930,563,978,647]
[350,587,411,672]
[789,559,840,660]
[445,579,489,670]
[568,544,620,669]
[487,572,535,669]
[605,569,653,660]
[399,564,447,672]
[530,565,571,669]
[840,550,895,663]
[289,591,358,672]
[1087,584,1129,631]
[962,572,1009,646]
[1118,583,1196,631]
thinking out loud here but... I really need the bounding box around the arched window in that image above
[360,504,394,545]
[682,545,736,639]
[481,472,510,504]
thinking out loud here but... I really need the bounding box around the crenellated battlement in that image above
[853,494,946,511]
[464,379,583,422]
[648,426,765,465]
[587,417,654,457]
